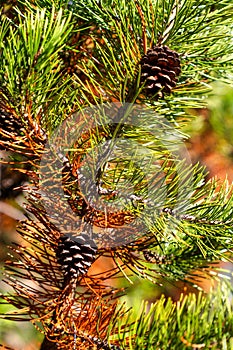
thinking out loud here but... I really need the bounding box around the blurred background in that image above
[1,83,233,349]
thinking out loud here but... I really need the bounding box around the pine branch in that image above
[113,282,233,349]
[0,6,75,132]
[1,1,233,348]
[69,0,233,111]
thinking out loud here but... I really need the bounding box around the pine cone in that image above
[140,45,181,96]
[57,232,97,280]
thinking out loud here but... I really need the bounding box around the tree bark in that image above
[40,337,58,350]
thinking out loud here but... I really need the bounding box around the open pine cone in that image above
[140,45,181,97]
[57,232,97,281]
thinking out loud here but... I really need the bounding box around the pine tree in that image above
[0,1,233,349]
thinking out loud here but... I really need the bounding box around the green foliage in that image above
[0,7,75,131]
[114,282,233,349]
[68,0,233,108]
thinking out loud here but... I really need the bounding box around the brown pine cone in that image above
[140,45,181,97]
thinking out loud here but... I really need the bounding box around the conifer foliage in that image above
[0,1,233,349]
